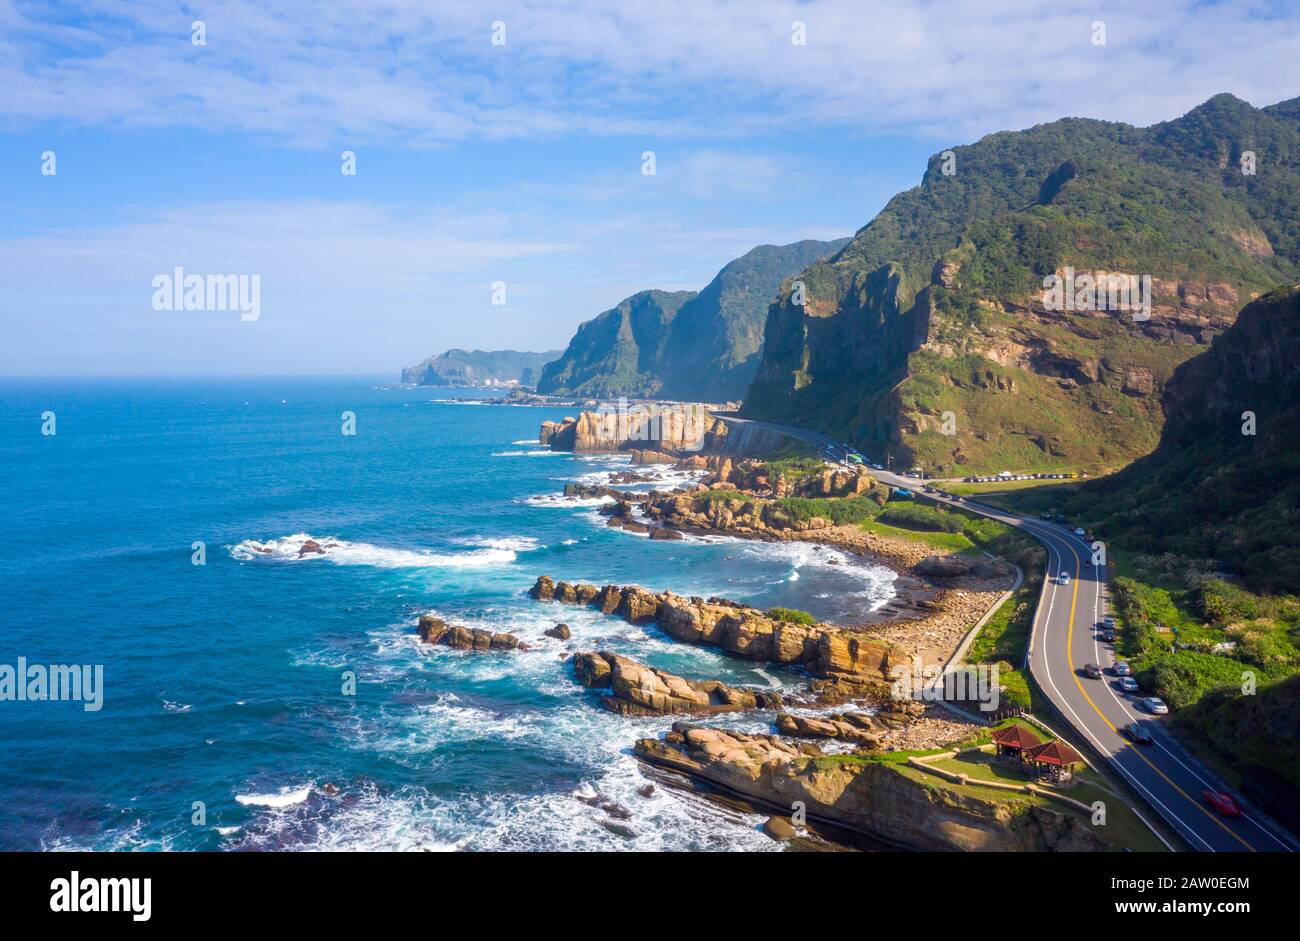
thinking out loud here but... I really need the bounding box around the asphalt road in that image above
[717,415,1296,852]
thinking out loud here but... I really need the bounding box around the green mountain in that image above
[401,348,561,387]
[742,94,1300,474]
[537,239,849,401]
[1068,284,1300,593]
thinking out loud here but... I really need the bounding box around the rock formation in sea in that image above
[571,651,783,716]
[417,614,529,652]
[528,576,900,686]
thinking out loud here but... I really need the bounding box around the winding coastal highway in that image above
[717,415,1297,853]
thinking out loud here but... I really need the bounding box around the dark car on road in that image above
[1082,663,1103,679]
[1121,722,1153,745]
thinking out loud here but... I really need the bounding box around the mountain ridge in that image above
[742,93,1300,475]
[538,238,849,401]
[401,348,562,387]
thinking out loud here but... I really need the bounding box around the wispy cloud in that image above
[4,1,1298,146]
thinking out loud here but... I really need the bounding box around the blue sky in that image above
[3,0,1300,376]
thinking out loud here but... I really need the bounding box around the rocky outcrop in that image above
[529,576,900,684]
[635,725,1108,851]
[297,538,338,557]
[544,623,571,640]
[417,614,529,652]
[914,555,1013,580]
[572,651,782,716]
[540,405,711,455]
[775,700,926,748]
[693,456,876,500]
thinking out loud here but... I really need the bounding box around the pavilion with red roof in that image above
[1022,740,1085,783]
[991,723,1042,763]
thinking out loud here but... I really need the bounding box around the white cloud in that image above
[0,193,842,374]
[2,0,1297,145]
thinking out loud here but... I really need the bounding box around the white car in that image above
[1058,572,1071,585]
[1073,527,1086,536]
[1142,697,1169,715]
[1118,676,1140,692]
[1114,661,1132,676]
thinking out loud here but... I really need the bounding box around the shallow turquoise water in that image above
[0,377,894,851]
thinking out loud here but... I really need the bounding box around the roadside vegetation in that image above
[1109,555,1299,789]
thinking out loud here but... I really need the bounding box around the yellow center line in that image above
[1060,540,1254,851]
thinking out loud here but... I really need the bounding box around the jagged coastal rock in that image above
[529,576,899,683]
[571,651,783,716]
[417,614,529,652]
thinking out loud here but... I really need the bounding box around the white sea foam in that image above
[492,449,564,457]
[525,493,615,509]
[236,785,312,808]
[229,533,522,569]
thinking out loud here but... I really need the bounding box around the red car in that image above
[1203,790,1242,818]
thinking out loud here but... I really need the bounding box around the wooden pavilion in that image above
[1023,740,1085,783]
[991,724,1042,763]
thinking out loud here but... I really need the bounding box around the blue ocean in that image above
[0,378,895,851]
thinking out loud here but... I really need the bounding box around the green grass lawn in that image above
[860,518,977,551]
[923,750,1166,851]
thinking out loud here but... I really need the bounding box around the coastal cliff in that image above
[743,94,1300,474]
[635,725,1107,851]
[538,239,848,401]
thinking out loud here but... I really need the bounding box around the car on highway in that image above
[1202,790,1243,818]
[1103,616,1116,629]
[1057,572,1071,585]
[1117,676,1140,692]
[1141,696,1169,715]
[1082,663,1102,679]
[1101,628,1116,642]
[1073,527,1086,536]
[1113,661,1132,676]
[1121,722,1153,745]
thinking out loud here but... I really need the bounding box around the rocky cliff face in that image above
[540,405,712,454]
[538,239,847,401]
[635,725,1107,851]
[1067,284,1300,591]
[401,348,561,387]
[743,94,1300,474]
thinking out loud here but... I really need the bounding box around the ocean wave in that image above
[491,449,564,457]
[229,533,522,569]
[524,493,616,509]
[235,784,313,808]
